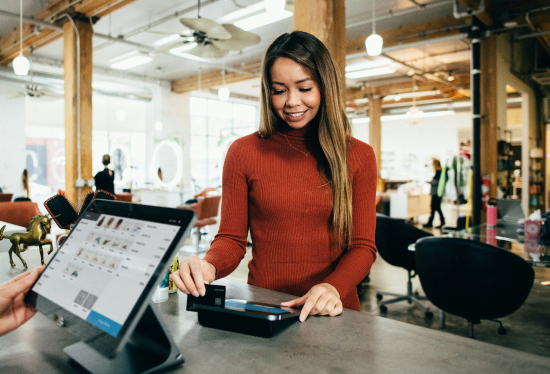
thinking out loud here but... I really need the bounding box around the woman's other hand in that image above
[171,256,216,297]
[0,266,44,336]
[281,283,343,322]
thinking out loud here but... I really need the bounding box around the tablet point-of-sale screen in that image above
[31,212,179,337]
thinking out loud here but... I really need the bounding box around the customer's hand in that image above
[0,266,44,337]
[171,256,216,297]
[281,283,343,322]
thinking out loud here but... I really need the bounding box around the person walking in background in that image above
[94,154,115,194]
[424,159,445,229]
[22,169,29,199]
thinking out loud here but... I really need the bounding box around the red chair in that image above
[178,195,221,253]
[0,201,42,228]
[115,193,133,202]
[0,193,13,202]
[0,201,53,248]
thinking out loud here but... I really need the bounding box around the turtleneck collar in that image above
[272,117,320,146]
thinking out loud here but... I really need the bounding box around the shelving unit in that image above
[529,148,544,211]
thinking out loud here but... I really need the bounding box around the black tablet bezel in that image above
[194,299,301,321]
[25,199,196,357]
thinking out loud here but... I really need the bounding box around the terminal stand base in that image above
[64,304,184,374]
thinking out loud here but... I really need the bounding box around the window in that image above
[190,96,258,191]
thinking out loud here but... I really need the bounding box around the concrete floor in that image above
[185,202,550,358]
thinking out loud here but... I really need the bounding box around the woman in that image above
[172,31,377,321]
[423,159,445,229]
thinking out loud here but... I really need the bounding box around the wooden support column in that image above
[64,19,93,205]
[479,33,499,221]
[369,95,383,191]
[294,0,346,91]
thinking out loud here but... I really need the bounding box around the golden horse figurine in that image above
[0,213,60,268]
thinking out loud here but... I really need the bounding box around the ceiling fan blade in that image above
[180,18,232,40]
[188,44,229,59]
[211,24,261,51]
[37,89,63,99]
[155,38,195,53]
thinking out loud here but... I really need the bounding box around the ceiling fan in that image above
[12,49,63,100]
[152,0,261,58]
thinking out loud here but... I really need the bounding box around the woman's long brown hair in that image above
[258,31,353,248]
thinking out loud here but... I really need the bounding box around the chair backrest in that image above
[0,193,13,202]
[0,201,42,228]
[194,188,218,199]
[375,214,432,271]
[415,237,534,322]
[198,195,221,220]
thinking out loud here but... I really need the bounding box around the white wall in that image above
[353,111,471,182]
[145,87,191,189]
[0,87,26,197]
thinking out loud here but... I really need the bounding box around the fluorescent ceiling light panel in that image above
[170,42,198,53]
[351,118,371,124]
[345,67,395,79]
[384,91,441,100]
[221,2,266,22]
[234,10,293,31]
[346,59,391,72]
[381,110,455,121]
[110,51,152,70]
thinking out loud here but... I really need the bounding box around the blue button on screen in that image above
[86,310,122,337]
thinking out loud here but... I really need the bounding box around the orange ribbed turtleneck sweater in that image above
[203,123,377,310]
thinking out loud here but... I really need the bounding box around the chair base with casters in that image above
[181,226,214,254]
[415,236,535,340]
[439,310,507,338]
[376,270,433,319]
[374,214,434,318]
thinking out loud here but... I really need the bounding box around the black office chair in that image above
[415,237,535,338]
[375,214,434,318]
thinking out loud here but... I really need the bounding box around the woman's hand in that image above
[0,266,44,337]
[281,283,343,322]
[171,256,216,297]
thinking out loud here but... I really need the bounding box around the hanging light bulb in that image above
[265,0,286,13]
[407,84,422,124]
[394,94,401,102]
[218,68,230,102]
[365,0,383,56]
[447,71,455,81]
[13,0,29,75]
[218,87,230,101]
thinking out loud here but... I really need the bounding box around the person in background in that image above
[0,266,44,337]
[172,31,377,322]
[94,154,115,194]
[22,169,29,199]
[424,159,445,229]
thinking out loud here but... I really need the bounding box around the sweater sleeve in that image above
[322,145,378,301]
[202,140,249,279]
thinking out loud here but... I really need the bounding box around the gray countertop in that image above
[1,253,550,374]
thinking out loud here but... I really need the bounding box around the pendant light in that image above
[365,0,383,57]
[218,67,230,102]
[13,0,30,75]
[407,80,423,125]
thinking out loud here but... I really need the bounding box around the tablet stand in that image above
[64,303,184,374]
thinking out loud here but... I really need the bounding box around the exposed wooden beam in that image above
[294,0,346,92]
[346,15,471,56]
[0,0,136,65]
[368,95,382,186]
[345,75,470,102]
[64,19,94,204]
[457,0,493,26]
